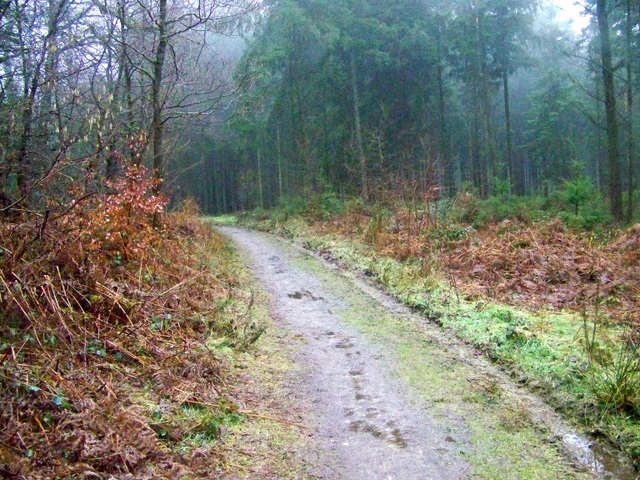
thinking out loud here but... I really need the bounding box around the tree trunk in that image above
[597,0,623,221]
[625,0,634,221]
[15,0,47,199]
[474,5,492,197]
[277,124,284,203]
[481,70,496,196]
[288,55,312,194]
[436,20,453,196]
[118,0,136,165]
[151,0,168,190]
[257,141,264,209]
[503,70,514,196]
[42,0,60,154]
[350,50,368,201]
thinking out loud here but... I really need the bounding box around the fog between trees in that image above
[2,0,638,222]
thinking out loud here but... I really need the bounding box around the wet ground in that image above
[219,226,634,480]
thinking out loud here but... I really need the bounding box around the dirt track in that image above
[219,226,627,480]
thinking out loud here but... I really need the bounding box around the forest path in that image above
[218,226,606,480]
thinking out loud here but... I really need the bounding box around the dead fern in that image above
[0,172,248,478]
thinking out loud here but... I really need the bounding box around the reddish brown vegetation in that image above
[312,206,640,324]
[448,220,639,319]
[0,169,242,478]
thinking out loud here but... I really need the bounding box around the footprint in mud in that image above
[344,406,382,418]
[348,419,408,449]
[351,374,372,402]
[288,289,323,301]
[268,255,288,274]
[335,338,354,349]
[355,391,370,401]
[366,407,380,419]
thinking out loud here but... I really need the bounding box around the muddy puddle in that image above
[219,226,637,480]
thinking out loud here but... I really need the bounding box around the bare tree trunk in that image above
[15,59,41,196]
[257,140,264,209]
[42,0,60,154]
[503,70,514,196]
[151,0,168,190]
[436,19,453,196]
[597,0,623,221]
[474,4,491,198]
[277,124,283,203]
[118,0,136,166]
[350,49,367,201]
[481,71,496,196]
[625,0,634,221]
[15,0,48,198]
[288,54,312,194]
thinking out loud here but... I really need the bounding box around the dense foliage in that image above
[172,0,639,225]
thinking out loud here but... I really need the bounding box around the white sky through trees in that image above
[546,0,590,32]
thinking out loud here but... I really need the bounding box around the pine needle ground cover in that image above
[237,195,640,467]
[0,168,304,479]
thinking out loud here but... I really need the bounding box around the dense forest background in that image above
[169,0,638,225]
[1,0,639,222]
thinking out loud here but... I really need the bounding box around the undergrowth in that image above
[0,167,261,479]
[235,190,640,469]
